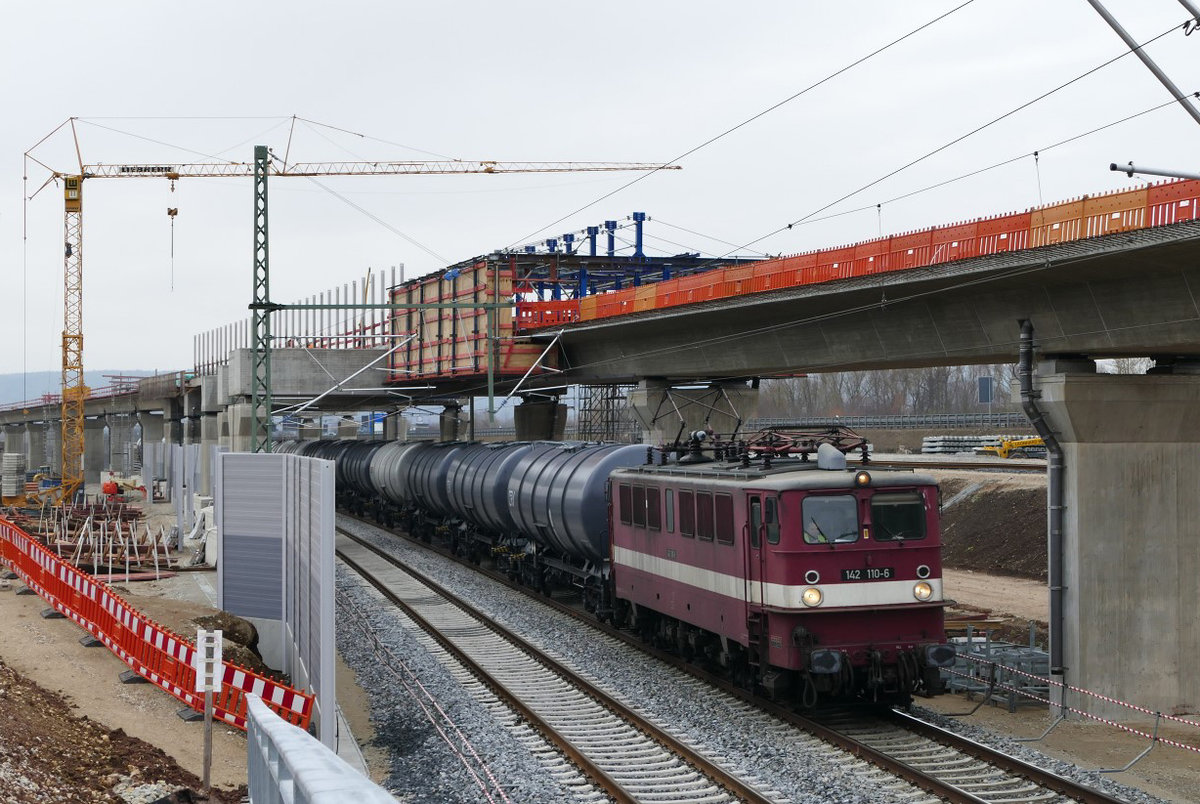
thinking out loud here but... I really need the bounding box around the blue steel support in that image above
[578,266,588,297]
[632,211,646,259]
[587,226,599,256]
[563,233,575,255]
[605,220,617,257]
[546,238,558,253]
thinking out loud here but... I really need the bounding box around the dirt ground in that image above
[0,468,1197,802]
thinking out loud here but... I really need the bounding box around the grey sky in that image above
[3,0,1197,380]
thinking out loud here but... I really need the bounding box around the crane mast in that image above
[61,176,85,503]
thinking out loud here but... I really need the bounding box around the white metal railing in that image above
[246,694,396,803]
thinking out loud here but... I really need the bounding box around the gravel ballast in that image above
[336,516,1169,804]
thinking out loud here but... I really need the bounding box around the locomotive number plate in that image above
[841,567,894,581]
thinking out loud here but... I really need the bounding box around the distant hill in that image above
[0,371,158,406]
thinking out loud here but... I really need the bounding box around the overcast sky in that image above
[2,0,1197,384]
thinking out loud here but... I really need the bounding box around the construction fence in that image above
[0,516,313,731]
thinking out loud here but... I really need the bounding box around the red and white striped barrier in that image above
[0,516,313,731]
[947,655,1200,755]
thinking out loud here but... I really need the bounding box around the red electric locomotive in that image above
[608,436,954,706]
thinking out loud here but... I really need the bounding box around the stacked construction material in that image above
[920,435,1038,454]
[2,454,26,498]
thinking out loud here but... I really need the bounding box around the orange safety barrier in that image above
[515,300,580,327]
[1148,178,1200,226]
[512,178,1200,330]
[1031,198,1085,247]
[890,230,934,271]
[633,284,658,313]
[752,258,798,291]
[814,245,856,283]
[931,220,980,264]
[578,295,599,320]
[977,210,1031,254]
[1083,186,1147,237]
[0,517,314,732]
[850,238,889,276]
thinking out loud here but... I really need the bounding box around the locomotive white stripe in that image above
[612,546,943,610]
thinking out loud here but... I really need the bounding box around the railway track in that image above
[338,516,1132,804]
[336,529,784,804]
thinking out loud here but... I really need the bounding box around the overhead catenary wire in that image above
[506,0,979,249]
[725,19,1189,260]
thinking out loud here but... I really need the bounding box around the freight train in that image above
[280,430,955,706]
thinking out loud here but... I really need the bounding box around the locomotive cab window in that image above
[714,494,734,545]
[696,492,714,541]
[870,492,927,541]
[802,495,858,544]
[647,487,662,531]
[679,490,695,537]
[632,485,646,528]
[618,484,632,526]
[765,497,780,545]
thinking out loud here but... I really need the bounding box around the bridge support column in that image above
[383,410,408,442]
[440,404,464,442]
[199,414,220,496]
[336,417,359,440]
[137,413,165,489]
[83,416,107,487]
[227,403,254,453]
[1036,359,1200,721]
[25,423,47,472]
[628,379,760,447]
[513,398,567,441]
[298,418,322,440]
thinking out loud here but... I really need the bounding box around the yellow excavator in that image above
[976,436,1045,459]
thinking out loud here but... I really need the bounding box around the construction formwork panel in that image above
[388,260,558,383]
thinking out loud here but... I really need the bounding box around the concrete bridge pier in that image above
[383,410,408,442]
[83,416,107,486]
[2,424,24,462]
[25,423,48,472]
[440,404,464,441]
[1036,358,1200,721]
[336,417,360,440]
[198,376,222,496]
[628,379,760,447]
[298,418,322,440]
[226,403,253,453]
[513,398,567,441]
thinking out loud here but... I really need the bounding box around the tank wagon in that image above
[286,431,954,705]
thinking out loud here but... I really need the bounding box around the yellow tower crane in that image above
[39,149,679,504]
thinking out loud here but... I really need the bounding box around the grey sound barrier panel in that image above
[215,452,336,747]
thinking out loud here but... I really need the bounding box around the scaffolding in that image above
[576,384,638,443]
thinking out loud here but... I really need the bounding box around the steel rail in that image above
[336,530,776,804]
[339,512,1127,803]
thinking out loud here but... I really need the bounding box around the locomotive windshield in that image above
[802,495,859,544]
[870,492,927,541]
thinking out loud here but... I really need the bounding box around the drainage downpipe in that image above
[1018,319,1065,676]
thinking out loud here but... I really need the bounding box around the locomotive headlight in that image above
[913,581,933,601]
[854,470,871,487]
[801,587,823,607]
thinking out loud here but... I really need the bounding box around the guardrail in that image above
[246,694,394,804]
[0,516,313,731]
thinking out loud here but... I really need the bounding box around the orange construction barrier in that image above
[0,516,313,731]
